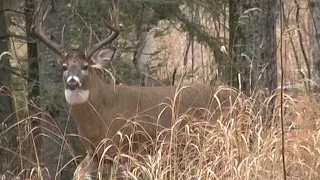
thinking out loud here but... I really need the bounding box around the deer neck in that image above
[66,70,115,137]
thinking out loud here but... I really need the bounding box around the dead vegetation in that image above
[1,88,320,180]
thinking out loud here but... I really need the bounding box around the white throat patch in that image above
[65,89,89,105]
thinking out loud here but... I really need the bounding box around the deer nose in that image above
[66,78,80,91]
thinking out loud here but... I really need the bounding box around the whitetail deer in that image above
[32,2,238,180]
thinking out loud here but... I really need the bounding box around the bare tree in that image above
[310,0,320,89]
[229,0,278,95]
[0,0,15,172]
[133,4,157,86]
[0,0,14,122]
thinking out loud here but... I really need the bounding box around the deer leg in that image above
[74,153,98,180]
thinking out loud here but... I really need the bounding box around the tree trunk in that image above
[134,4,157,86]
[229,0,278,95]
[0,0,15,173]
[26,0,40,101]
[310,0,320,90]
[0,0,14,125]
[36,0,76,179]
[22,0,43,177]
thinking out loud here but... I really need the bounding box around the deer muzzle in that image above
[66,76,81,91]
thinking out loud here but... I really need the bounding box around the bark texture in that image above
[229,0,278,95]
[134,4,157,86]
[0,0,14,126]
[310,1,320,87]
[0,0,15,172]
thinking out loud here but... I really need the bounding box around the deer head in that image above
[61,48,117,105]
[31,1,119,105]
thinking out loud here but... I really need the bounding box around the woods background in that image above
[1,0,320,179]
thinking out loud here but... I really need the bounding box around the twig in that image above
[279,0,287,179]
[0,8,27,16]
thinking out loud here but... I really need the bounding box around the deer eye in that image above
[82,65,89,70]
[62,65,68,71]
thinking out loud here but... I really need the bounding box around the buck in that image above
[32,2,238,180]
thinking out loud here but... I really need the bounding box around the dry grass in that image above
[72,90,320,179]
[1,88,320,179]
[75,89,320,180]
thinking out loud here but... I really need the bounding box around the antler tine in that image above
[88,25,93,50]
[61,25,66,48]
[85,1,120,59]
[31,1,66,58]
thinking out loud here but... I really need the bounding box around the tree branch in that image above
[0,8,27,16]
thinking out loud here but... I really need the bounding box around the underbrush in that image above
[103,90,320,180]
[1,89,320,180]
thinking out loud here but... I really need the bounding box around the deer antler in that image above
[31,0,66,58]
[85,2,120,59]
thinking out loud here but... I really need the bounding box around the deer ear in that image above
[93,47,116,67]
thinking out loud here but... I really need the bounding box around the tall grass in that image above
[1,89,320,179]
[94,90,320,180]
